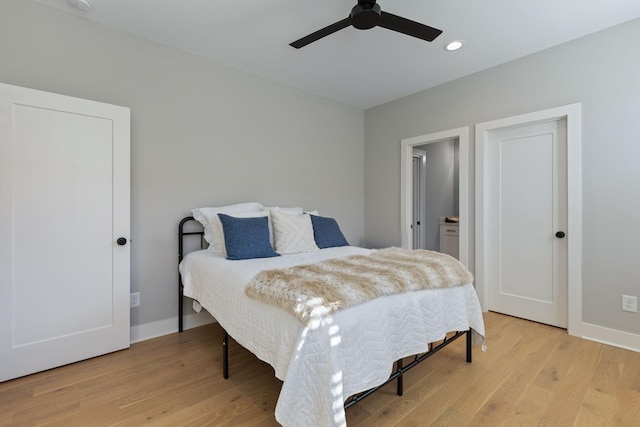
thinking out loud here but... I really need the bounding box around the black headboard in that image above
[178,216,205,332]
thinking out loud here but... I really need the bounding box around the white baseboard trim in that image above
[131,313,640,353]
[130,312,216,344]
[579,321,640,353]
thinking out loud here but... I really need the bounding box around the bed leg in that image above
[466,329,472,363]
[178,284,184,333]
[223,330,229,379]
[396,358,403,396]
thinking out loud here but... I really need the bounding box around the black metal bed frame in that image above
[178,216,472,407]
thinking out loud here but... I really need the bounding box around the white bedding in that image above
[179,247,485,427]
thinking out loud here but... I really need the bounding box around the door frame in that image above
[401,127,469,267]
[475,103,582,336]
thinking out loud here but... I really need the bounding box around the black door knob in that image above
[116,237,127,246]
[555,231,565,239]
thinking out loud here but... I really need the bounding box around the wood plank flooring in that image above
[1,312,639,426]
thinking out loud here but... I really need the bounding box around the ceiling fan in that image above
[290,0,443,49]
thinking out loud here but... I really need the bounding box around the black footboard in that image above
[343,328,472,408]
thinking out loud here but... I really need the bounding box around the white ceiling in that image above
[31,0,640,109]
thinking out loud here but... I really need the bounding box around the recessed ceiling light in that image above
[68,0,92,11]
[444,40,464,51]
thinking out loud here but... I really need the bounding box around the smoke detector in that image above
[68,0,92,11]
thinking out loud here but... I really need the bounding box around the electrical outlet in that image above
[622,295,637,313]
[130,292,140,308]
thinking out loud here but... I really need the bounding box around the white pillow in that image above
[265,207,305,243]
[192,202,263,252]
[270,210,318,254]
[267,207,304,215]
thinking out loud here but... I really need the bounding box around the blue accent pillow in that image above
[310,215,349,249]
[217,213,280,260]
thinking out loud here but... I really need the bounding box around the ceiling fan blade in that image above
[378,11,442,42]
[290,17,351,49]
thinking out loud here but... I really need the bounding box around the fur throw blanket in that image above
[245,247,474,325]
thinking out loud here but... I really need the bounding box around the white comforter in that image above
[179,247,485,427]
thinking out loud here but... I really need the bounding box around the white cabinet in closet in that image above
[439,219,459,259]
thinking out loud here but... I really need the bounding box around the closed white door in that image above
[485,119,568,328]
[0,83,130,382]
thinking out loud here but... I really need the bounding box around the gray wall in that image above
[0,0,364,331]
[364,18,640,336]
[3,0,638,342]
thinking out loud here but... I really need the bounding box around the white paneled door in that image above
[485,119,568,328]
[0,83,130,382]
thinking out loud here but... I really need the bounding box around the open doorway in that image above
[400,127,469,266]
[412,139,459,253]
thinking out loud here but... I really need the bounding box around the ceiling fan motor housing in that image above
[351,2,382,29]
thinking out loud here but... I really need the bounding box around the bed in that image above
[177,204,485,427]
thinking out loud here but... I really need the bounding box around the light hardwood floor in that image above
[1,312,639,426]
